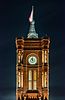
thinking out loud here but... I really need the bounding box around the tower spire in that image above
[27,6,38,38]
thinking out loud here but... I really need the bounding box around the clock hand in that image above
[31,57,33,61]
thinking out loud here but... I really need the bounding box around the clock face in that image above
[28,56,37,65]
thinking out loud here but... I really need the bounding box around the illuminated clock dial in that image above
[28,56,37,64]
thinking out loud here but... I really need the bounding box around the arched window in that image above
[28,70,37,90]
[18,72,20,87]
[16,71,18,89]
[18,55,20,63]
[44,50,48,63]
[28,70,32,90]
[42,72,44,88]
[21,72,23,88]
[44,72,47,87]
[18,51,21,63]
[33,70,37,90]
[42,50,44,63]
[45,50,47,63]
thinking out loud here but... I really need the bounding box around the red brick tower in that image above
[16,7,50,100]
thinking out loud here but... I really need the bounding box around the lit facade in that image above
[16,7,50,100]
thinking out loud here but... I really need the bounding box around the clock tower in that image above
[16,7,50,100]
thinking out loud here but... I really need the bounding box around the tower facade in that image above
[16,7,50,100]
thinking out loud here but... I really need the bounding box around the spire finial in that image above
[29,6,34,22]
[27,6,38,38]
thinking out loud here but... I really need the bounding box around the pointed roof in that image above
[27,6,38,38]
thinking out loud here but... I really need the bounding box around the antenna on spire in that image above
[29,6,34,22]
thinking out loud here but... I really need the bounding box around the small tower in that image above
[16,6,50,100]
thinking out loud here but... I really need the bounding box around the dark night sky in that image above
[0,0,65,100]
